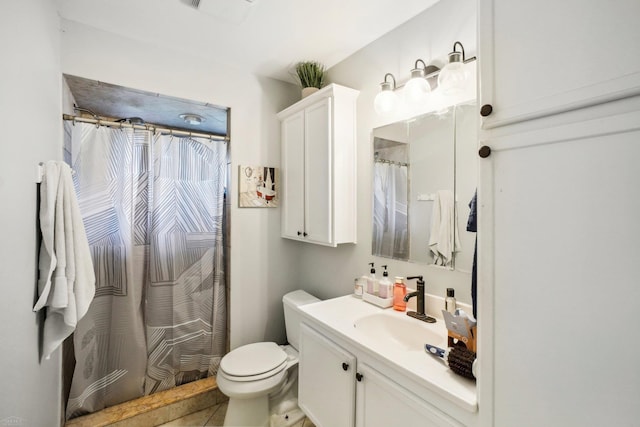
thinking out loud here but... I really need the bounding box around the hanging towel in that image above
[33,161,95,360]
[467,190,478,319]
[428,190,461,267]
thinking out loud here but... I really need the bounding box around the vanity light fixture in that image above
[374,73,400,115]
[179,113,205,125]
[437,42,471,96]
[373,41,477,115]
[403,59,439,108]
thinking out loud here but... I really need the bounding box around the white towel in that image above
[33,161,95,360]
[428,190,461,267]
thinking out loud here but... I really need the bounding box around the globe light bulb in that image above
[437,51,469,96]
[374,75,399,115]
[374,89,399,115]
[403,72,431,109]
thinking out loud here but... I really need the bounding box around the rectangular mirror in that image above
[372,102,477,272]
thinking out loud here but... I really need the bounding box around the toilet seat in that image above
[219,342,288,382]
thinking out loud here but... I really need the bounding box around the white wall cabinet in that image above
[478,0,640,129]
[299,323,464,427]
[478,1,640,426]
[278,84,359,246]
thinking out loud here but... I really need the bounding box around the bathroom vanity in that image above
[298,296,478,427]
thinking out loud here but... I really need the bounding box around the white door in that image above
[355,363,461,427]
[281,110,305,240]
[299,324,355,427]
[304,98,333,245]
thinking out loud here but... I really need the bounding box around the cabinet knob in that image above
[342,362,349,371]
[303,232,308,237]
[480,104,493,117]
[297,231,302,236]
[478,145,492,158]
[356,372,363,382]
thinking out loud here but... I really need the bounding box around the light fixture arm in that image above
[381,73,397,90]
[453,41,466,61]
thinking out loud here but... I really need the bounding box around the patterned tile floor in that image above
[157,401,316,427]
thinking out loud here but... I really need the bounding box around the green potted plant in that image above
[295,61,326,98]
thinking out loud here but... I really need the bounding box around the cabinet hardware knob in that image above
[297,231,302,236]
[356,372,363,382]
[479,146,492,158]
[342,363,349,371]
[303,232,308,237]
[480,104,493,117]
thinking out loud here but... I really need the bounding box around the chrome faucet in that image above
[403,276,436,323]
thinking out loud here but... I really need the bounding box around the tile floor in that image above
[157,401,316,427]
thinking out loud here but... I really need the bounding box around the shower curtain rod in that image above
[62,114,229,142]
[375,158,409,167]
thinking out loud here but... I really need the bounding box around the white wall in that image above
[59,20,301,349]
[0,0,63,425]
[298,0,477,304]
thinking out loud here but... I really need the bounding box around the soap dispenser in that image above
[366,262,378,295]
[393,277,407,311]
[378,265,392,298]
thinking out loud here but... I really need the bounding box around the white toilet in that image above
[216,290,319,427]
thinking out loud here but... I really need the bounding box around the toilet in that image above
[216,290,319,427]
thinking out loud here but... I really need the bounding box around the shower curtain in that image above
[372,161,409,260]
[64,122,226,418]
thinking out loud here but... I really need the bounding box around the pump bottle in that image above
[378,265,392,298]
[366,262,378,295]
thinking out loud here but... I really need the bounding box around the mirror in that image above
[372,103,477,272]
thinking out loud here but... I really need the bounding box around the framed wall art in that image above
[238,165,279,208]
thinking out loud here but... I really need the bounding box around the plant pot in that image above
[301,87,320,98]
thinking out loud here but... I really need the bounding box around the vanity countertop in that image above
[299,295,478,413]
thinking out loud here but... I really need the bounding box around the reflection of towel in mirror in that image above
[428,190,461,267]
[33,161,95,360]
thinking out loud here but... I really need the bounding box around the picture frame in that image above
[238,165,279,208]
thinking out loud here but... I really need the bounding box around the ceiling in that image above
[56,0,439,83]
[58,0,439,135]
[65,74,229,135]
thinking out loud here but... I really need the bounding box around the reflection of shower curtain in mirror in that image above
[373,162,409,259]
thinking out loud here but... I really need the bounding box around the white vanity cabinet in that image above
[298,324,356,427]
[299,322,467,427]
[277,84,359,246]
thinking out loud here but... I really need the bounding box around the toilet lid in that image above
[220,342,288,377]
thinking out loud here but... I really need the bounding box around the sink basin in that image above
[353,312,447,351]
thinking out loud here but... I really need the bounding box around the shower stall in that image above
[61,95,230,420]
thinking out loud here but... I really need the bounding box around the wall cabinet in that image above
[277,84,359,246]
[478,1,640,426]
[299,323,464,427]
[478,0,640,129]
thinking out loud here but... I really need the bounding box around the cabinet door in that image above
[479,0,640,128]
[355,363,462,427]
[304,98,333,245]
[481,112,640,427]
[299,324,355,427]
[281,110,305,240]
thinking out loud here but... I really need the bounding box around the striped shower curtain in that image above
[64,122,226,418]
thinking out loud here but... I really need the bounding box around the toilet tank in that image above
[283,290,320,350]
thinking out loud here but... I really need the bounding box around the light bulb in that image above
[403,76,431,109]
[374,90,400,115]
[437,61,468,96]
